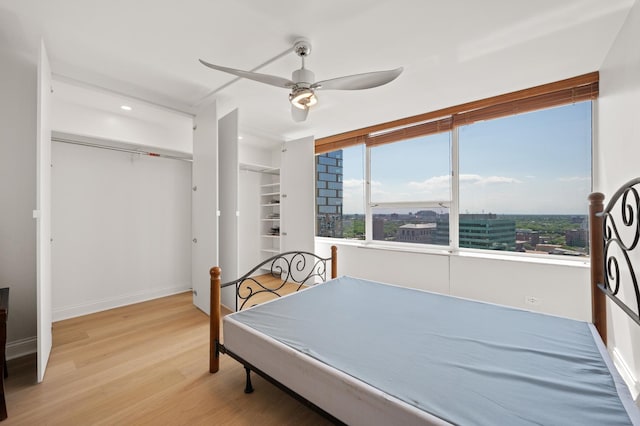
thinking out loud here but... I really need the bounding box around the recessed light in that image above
[120,105,132,111]
[238,136,243,140]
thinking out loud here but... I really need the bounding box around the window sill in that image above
[315,237,590,268]
[454,248,590,268]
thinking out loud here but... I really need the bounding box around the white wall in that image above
[598,0,640,401]
[450,254,590,320]
[51,141,192,320]
[0,47,39,358]
[53,80,193,154]
[239,144,274,166]
[315,241,590,321]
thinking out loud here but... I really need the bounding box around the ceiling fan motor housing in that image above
[292,68,315,87]
[290,68,317,109]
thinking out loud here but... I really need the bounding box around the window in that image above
[316,145,365,239]
[369,132,450,245]
[315,73,596,257]
[458,102,592,255]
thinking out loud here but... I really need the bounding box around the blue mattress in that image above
[228,276,640,425]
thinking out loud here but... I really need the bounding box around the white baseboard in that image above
[612,347,640,404]
[4,286,191,360]
[52,284,192,322]
[6,336,37,360]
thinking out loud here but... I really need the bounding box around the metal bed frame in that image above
[206,177,640,423]
[208,246,338,420]
[590,178,640,343]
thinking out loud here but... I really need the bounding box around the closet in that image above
[192,107,315,313]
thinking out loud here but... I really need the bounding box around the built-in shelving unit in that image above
[234,137,314,277]
[259,173,280,261]
[239,163,281,264]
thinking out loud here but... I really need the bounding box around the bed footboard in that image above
[210,246,337,373]
[589,179,640,343]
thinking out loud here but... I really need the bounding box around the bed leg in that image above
[244,367,254,394]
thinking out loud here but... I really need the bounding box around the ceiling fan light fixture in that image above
[289,87,317,110]
[199,38,403,122]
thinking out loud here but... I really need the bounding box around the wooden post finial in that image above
[588,192,605,203]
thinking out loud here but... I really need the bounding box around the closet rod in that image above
[52,137,193,163]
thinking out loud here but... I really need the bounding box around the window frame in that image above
[315,73,597,260]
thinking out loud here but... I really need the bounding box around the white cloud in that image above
[479,176,522,185]
[408,175,451,191]
[343,178,364,188]
[558,176,590,182]
[460,174,522,186]
[459,174,481,183]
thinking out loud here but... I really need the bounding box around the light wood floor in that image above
[4,291,333,425]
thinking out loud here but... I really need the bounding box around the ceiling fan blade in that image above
[291,105,309,122]
[314,67,403,91]
[199,59,294,88]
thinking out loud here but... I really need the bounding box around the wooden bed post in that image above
[588,192,607,343]
[331,245,338,279]
[210,266,221,373]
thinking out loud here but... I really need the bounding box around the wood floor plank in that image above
[4,292,333,425]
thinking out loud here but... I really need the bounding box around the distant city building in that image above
[570,216,585,224]
[437,214,516,250]
[565,228,588,247]
[373,218,385,240]
[396,223,437,244]
[535,244,562,253]
[516,229,540,246]
[415,210,438,220]
[550,247,584,256]
[316,150,343,237]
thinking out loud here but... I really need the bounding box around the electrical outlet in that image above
[525,295,540,306]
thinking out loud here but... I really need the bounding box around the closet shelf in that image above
[261,248,280,254]
[259,166,280,260]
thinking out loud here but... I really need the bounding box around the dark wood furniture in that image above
[0,287,8,421]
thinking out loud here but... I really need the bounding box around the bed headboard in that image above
[589,178,640,343]
[216,247,338,311]
[209,246,337,373]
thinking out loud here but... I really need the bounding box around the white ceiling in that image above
[0,0,635,147]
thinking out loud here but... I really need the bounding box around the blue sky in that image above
[340,101,592,215]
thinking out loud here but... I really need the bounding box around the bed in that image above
[209,181,640,425]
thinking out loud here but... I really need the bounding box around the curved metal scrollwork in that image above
[221,250,332,311]
[601,178,640,326]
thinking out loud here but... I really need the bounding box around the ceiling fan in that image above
[199,38,403,122]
